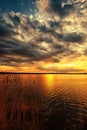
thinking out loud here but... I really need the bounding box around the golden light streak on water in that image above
[43,74,55,90]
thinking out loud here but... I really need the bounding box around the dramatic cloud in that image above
[36,0,87,17]
[0,0,87,72]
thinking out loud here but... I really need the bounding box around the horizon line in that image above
[0,72,87,74]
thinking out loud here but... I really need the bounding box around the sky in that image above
[0,0,87,73]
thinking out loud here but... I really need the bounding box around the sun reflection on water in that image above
[43,74,55,91]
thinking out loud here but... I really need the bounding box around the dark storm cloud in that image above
[10,15,20,26]
[49,21,60,28]
[0,39,46,61]
[0,12,20,38]
[37,0,87,18]
[50,0,75,17]
[34,21,85,44]
[55,32,86,44]
[40,31,85,44]
[0,26,11,37]
[63,33,85,43]
[0,26,18,38]
[39,25,54,33]
[36,36,53,43]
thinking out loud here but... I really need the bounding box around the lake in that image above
[0,74,87,130]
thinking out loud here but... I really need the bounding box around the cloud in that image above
[0,0,87,72]
[63,32,85,43]
[50,0,75,17]
[37,66,84,73]
[0,26,11,37]
[36,0,87,17]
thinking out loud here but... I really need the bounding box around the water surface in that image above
[0,74,87,130]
